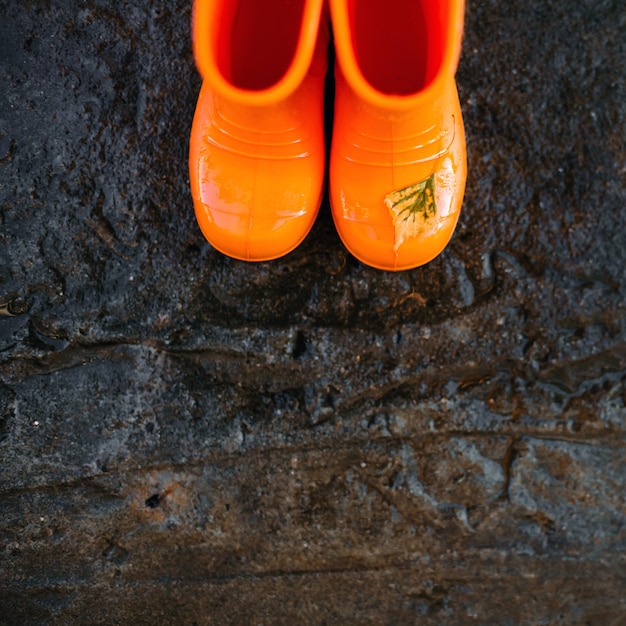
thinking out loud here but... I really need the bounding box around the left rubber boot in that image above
[189,0,327,262]
[329,0,467,271]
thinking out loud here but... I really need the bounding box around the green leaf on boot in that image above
[384,174,437,251]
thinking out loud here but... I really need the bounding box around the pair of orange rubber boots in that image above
[189,0,466,271]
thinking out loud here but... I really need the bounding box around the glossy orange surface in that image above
[189,0,326,261]
[329,0,467,271]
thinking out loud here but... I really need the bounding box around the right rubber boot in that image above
[189,0,327,261]
[329,0,467,271]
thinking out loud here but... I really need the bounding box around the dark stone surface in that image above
[1,0,625,623]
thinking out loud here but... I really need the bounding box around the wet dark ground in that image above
[1,0,625,623]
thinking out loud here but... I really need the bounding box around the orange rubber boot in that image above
[329,0,467,271]
[189,0,327,261]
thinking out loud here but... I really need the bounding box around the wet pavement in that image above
[1,0,625,623]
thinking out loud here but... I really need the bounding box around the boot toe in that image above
[192,161,321,261]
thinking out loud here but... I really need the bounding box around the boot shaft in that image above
[193,0,326,106]
[331,0,465,112]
